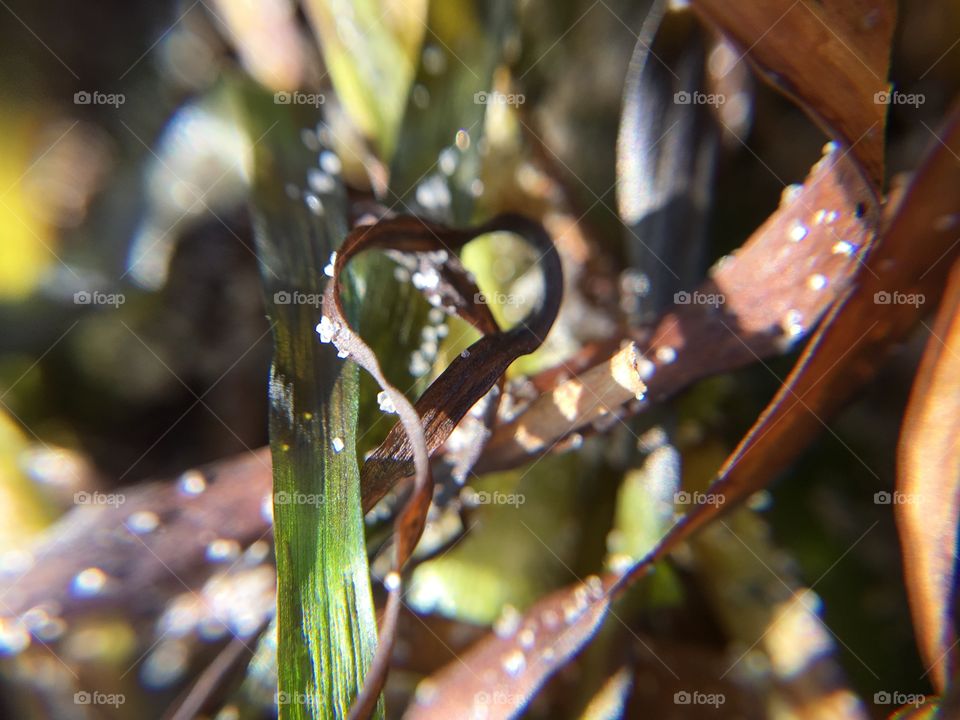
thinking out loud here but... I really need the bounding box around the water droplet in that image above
[655,346,677,364]
[781,184,803,205]
[384,571,401,591]
[832,240,854,256]
[412,268,440,290]
[501,649,525,676]
[455,129,470,151]
[316,316,338,343]
[305,193,324,216]
[126,510,160,535]
[636,357,656,381]
[331,437,345,453]
[807,274,828,291]
[319,150,342,175]
[412,84,430,109]
[783,309,804,338]
[410,351,432,377]
[206,539,241,563]
[788,221,809,242]
[141,639,189,688]
[415,175,451,211]
[438,146,458,176]
[377,391,397,414]
[261,495,273,523]
[542,609,560,630]
[422,44,446,75]
[460,350,471,359]
[300,128,319,152]
[494,605,521,638]
[307,168,335,194]
[324,251,337,277]
[178,470,206,496]
[518,627,536,649]
[0,617,30,655]
[72,567,108,597]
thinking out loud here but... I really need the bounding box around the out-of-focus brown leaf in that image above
[689,0,895,185]
[897,257,960,692]
[480,142,879,472]
[320,212,561,719]
[405,574,618,720]
[2,448,272,625]
[678,101,960,542]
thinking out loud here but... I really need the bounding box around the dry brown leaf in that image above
[897,257,960,692]
[690,0,895,185]
[480,142,879,472]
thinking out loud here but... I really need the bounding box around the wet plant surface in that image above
[0,1,959,719]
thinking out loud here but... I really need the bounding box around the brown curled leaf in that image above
[321,213,562,719]
[689,0,895,186]
[480,141,879,472]
[897,258,960,692]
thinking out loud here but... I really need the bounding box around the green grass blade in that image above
[237,86,381,720]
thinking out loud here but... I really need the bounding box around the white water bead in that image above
[655,346,677,364]
[324,251,337,278]
[178,470,206,496]
[377,391,397,414]
[807,274,828,291]
[305,193,323,216]
[384,572,401,591]
[501,649,526,676]
[307,168,335,194]
[126,510,160,534]
[319,150,342,175]
[832,240,854,256]
[316,316,337,343]
[331,437,345,453]
[788,221,809,242]
[72,567,108,597]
